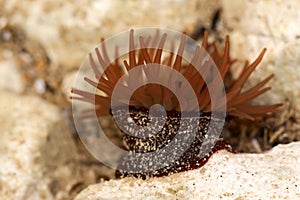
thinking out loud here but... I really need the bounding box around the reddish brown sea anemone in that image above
[72,30,280,119]
[71,29,281,178]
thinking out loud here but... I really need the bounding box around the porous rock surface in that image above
[0,92,65,199]
[75,142,300,200]
[0,92,112,199]
[1,0,220,71]
[0,58,24,93]
[222,0,300,105]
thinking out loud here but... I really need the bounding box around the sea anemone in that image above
[71,29,281,179]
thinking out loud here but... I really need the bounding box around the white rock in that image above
[222,0,300,42]
[75,142,300,200]
[0,58,24,93]
[3,0,220,70]
[61,71,77,101]
[0,92,111,199]
[0,92,62,199]
[222,0,300,105]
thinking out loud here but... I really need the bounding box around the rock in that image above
[2,0,221,71]
[0,92,113,199]
[61,71,76,101]
[222,0,300,105]
[75,142,300,200]
[221,0,300,146]
[0,92,63,199]
[0,57,24,93]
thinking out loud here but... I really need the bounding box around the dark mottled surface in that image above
[113,106,233,179]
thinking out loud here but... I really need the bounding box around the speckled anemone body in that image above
[71,29,281,179]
